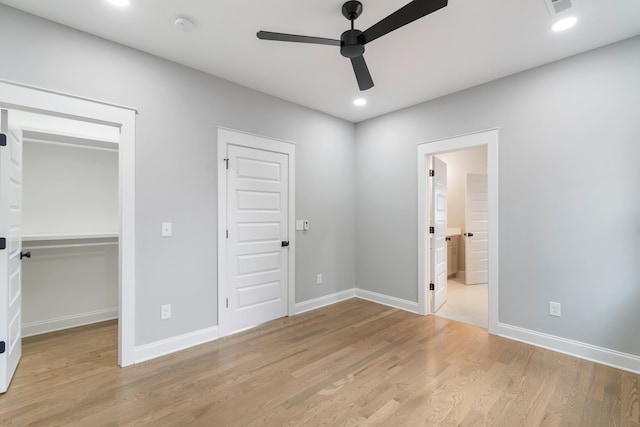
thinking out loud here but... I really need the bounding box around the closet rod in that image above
[24,138,118,153]
[22,242,118,250]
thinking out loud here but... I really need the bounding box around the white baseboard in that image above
[133,326,220,364]
[22,307,118,338]
[498,323,640,374]
[355,289,419,314]
[294,288,356,315]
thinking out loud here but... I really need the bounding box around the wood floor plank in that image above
[622,372,640,426]
[0,300,637,426]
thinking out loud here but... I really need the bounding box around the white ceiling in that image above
[2,0,640,122]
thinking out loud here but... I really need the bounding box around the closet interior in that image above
[13,110,120,337]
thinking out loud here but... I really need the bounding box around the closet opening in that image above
[13,109,120,359]
[1,80,136,380]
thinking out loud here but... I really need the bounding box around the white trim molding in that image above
[294,289,356,315]
[498,323,640,374]
[133,326,219,364]
[355,289,419,314]
[22,308,118,338]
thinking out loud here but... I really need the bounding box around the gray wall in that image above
[0,5,355,346]
[356,36,640,356]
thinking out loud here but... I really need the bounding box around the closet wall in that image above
[13,110,120,337]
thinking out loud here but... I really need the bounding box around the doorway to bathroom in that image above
[417,129,499,334]
[431,146,488,328]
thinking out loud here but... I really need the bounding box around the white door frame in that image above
[217,127,295,337]
[417,128,499,334]
[0,79,137,366]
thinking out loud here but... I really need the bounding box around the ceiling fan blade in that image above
[359,0,448,45]
[257,31,341,46]
[351,55,374,91]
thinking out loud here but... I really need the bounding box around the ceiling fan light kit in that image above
[257,0,448,91]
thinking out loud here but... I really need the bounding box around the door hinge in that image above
[224,158,229,170]
[0,341,5,354]
[0,237,6,250]
[226,229,229,239]
[226,298,229,308]
[0,133,6,147]
[429,283,435,291]
[429,226,434,234]
[429,169,434,177]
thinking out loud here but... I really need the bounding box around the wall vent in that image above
[545,0,573,16]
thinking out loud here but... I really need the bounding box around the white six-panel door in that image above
[224,143,289,334]
[465,173,488,285]
[0,110,23,394]
[431,156,448,312]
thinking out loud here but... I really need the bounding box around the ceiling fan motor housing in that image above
[340,1,365,58]
[340,29,365,58]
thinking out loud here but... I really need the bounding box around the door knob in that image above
[464,233,474,237]
[20,251,31,260]
[281,241,290,247]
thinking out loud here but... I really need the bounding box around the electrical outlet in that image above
[316,273,323,284]
[549,301,561,317]
[161,222,172,237]
[161,304,172,319]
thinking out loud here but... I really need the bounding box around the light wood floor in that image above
[1,299,639,426]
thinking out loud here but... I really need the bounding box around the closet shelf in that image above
[22,232,119,242]
[22,128,119,151]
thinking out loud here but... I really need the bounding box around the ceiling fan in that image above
[257,0,448,91]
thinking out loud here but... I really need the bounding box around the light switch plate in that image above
[161,304,171,319]
[549,301,561,317]
[162,222,172,237]
[296,220,304,231]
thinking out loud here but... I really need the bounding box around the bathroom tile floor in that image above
[435,277,488,328]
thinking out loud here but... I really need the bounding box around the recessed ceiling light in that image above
[353,98,367,106]
[175,17,196,32]
[106,0,130,7]
[552,16,577,32]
